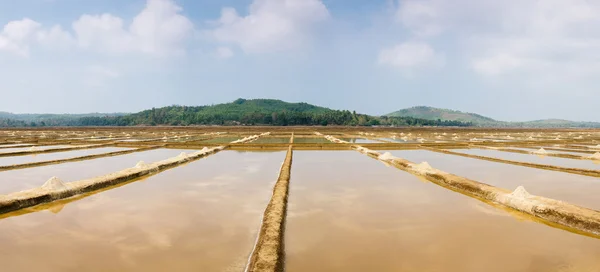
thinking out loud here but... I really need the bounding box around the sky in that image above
[0,0,599,122]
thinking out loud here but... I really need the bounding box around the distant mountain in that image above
[386,106,600,128]
[72,98,471,127]
[0,112,127,121]
[386,106,496,123]
[8,99,594,128]
[0,112,128,127]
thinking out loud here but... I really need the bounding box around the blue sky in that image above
[0,0,598,122]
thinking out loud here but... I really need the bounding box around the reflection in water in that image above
[390,150,600,210]
[286,151,600,272]
[0,147,133,167]
[0,150,285,272]
[455,148,600,170]
[0,149,185,195]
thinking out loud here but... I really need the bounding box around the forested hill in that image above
[75,98,471,127]
[386,106,600,128]
[0,112,127,127]
[386,106,496,123]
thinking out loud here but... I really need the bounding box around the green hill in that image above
[386,106,600,128]
[0,111,127,126]
[386,106,496,123]
[74,98,470,127]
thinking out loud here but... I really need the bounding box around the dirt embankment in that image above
[246,145,293,272]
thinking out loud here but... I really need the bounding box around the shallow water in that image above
[292,137,331,144]
[285,151,600,272]
[377,138,420,143]
[0,150,284,271]
[454,148,600,170]
[251,137,291,144]
[200,137,244,144]
[0,145,74,154]
[340,138,381,144]
[0,148,188,195]
[503,146,591,157]
[0,143,33,148]
[389,150,600,210]
[0,147,133,167]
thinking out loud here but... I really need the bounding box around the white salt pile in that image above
[42,177,68,191]
[533,148,548,155]
[510,186,531,199]
[589,152,600,160]
[135,161,149,168]
[378,152,395,161]
[412,162,435,174]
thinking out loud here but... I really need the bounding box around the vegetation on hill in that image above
[386,106,496,123]
[0,99,472,127]
[77,99,472,127]
[2,99,597,128]
[0,112,127,127]
[387,106,600,128]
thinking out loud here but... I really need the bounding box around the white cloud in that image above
[215,46,233,59]
[1,0,193,57]
[395,1,441,37]
[73,0,193,56]
[395,0,600,81]
[378,41,444,75]
[210,0,330,53]
[0,18,42,56]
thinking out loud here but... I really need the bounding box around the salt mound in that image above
[200,147,210,153]
[378,152,395,161]
[162,136,168,140]
[589,152,600,160]
[177,152,187,158]
[533,148,548,155]
[28,146,38,151]
[42,177,68,191]
[412,162,435,174]
[135,161,148,168]
[510,186,531,199]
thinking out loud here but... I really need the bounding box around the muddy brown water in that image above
[0,145,75,154]
[291,137,331,144]
[503,147,591,156]
[388,150,600,211]
[251,137,291,144]
[0,150,284,272]
[285,151,600,272]
[454,148,600,170]
[0,148,184,195]
[0,147,133,167]
[343,138,382,143]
